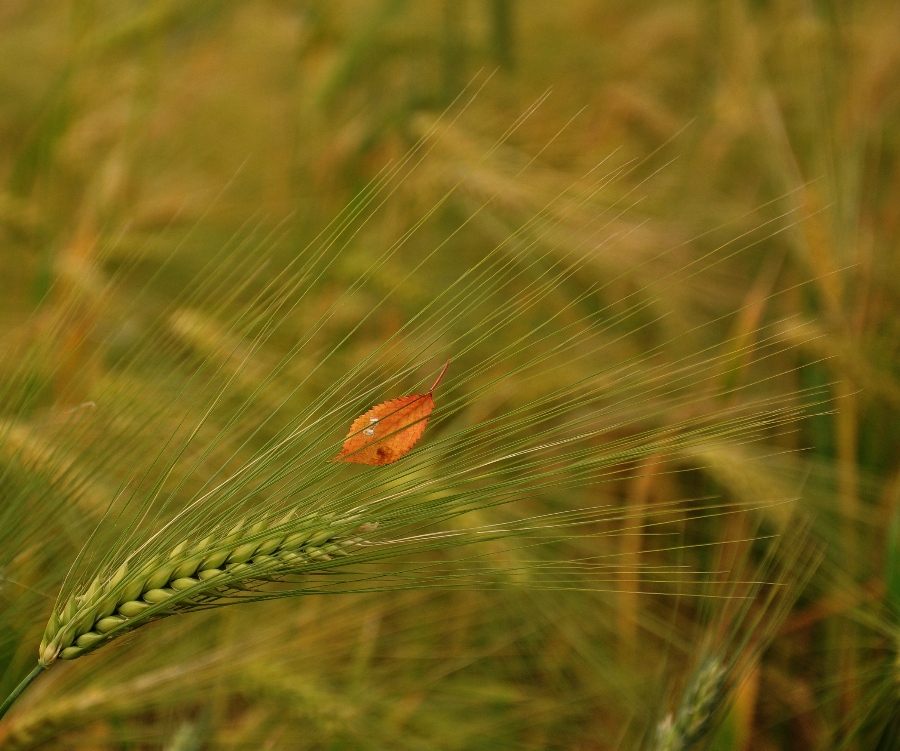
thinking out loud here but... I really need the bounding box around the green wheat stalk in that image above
[0,93,827,720]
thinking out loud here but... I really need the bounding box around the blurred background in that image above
[0,1,899,748]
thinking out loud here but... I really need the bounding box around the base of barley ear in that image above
[0,664,45,721]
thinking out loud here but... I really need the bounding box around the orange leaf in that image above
[332,360,450,466]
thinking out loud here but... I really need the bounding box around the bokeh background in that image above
[0,1,899,748]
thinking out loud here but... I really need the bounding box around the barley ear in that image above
[38,509,376,668]
[652,659,727,751]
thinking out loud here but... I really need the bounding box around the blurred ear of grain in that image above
[0,1,897,748]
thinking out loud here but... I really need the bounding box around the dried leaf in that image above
[333,361,450,466]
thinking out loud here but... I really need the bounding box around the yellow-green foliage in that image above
[0,1,898,749]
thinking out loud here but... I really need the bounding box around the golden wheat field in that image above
[0,2,898,749]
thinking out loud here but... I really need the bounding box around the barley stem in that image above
[0,664,45,721]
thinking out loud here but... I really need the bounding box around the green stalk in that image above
[0,664,45,721]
